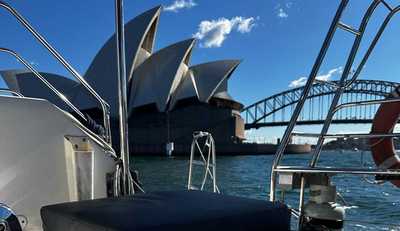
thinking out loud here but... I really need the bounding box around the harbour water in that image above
[133,151,400,230]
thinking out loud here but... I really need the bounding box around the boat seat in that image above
[41,190,290,231]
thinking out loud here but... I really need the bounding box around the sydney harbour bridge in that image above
[242,79,399,130]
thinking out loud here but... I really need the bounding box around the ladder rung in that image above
[189,186,199,190]
[338,22,360,35]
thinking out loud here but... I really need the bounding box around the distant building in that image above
[0,6,245,154]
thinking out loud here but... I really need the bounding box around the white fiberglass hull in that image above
[0,96,116,230]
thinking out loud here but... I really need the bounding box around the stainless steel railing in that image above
[61,109,117,158]
[0,88,24,97]
[269,0,400,229]
[0,1,112,144]
[187,131,219,193]
[0,48,119,157]
[309,0,389,167]
[269,0,350,202]
[0,47,87,121]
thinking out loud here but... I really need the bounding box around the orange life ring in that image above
[370,87,400,187]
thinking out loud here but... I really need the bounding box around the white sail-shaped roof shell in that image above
[129,39,195,112]
[72,6,161,116]
[213,79,234,101]
[169,60,240,109]
[168,70,199,109]
[0,7,242,117]
[0,70,80,111]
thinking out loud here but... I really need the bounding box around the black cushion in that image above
[41,191,290,231]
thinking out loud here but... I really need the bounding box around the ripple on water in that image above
[133,151,400,230]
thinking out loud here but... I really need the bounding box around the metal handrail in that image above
[344,5,400,88]
[310,0,382,167]
[270,0,395,178]
[61,109,116,158]
[269,1,400,229]
[0,88,24,97]
[0,48,86,121]
[269,0,350,201]
[0,1,112,143]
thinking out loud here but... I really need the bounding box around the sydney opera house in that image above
[0,6,246,155]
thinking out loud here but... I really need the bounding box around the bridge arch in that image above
[242,79,399,129]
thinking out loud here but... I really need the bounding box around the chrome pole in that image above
[211,136,217,193]
[269,0,349,202]
[0,48,87,121]
[0,88,24,97]
[115,0,132,195]
[298,176,306,229]
[188,138,195,190]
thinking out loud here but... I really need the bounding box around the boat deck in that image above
[41,190,290,231]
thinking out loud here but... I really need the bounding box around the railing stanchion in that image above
[115,0,133,195]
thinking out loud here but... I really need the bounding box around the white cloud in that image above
[164,0,197,12]
[277,8,288,18]
[193,16,256,48]
[275,2,292,19]
[289,77,307,88]
[315,66,343,81]
[236,17,256,33]
[289,67,343,88]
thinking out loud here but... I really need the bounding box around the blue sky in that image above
[1,0,400,140]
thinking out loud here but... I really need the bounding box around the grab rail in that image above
[0,1,111,144]
[0,88,24,97]
[344,5,400,88]
[61,109,117,158]
[269,0,350,202]
[309,0,381,168]
[0,47,87,121]
[269,1,400,229]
